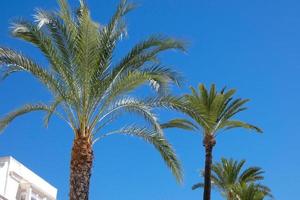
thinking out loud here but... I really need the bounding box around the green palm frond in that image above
[254,184,273,199]
[0,65,21,80]
[112,35,186,77]
[141,65,184,92]
[98,125,183,183]
[11,19,61,63]
[192,182,204,190]
[0,104,52,132]
[161,118,199,131]
[145,95,210,128]
[10,19,76,93]
[44,97,64,127]
[239,167,264,183]
[93,97,162,135]
[0,48,64,95]
[220,120,263,133]
[57,0,73,21]
[100,68,181,107]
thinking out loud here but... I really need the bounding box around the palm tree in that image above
[192,158,272,199]
[231,183,271,200]
[0,0,186,199]
[161,84,262,200]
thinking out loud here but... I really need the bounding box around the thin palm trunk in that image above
[203,135,215,200]
[69,133,93,200]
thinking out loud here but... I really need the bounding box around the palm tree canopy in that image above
[161,84,263,136]
[192,158,272,199]
[0,0,186,182]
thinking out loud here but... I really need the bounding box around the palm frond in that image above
[57,0,72,20]
[44,97,63,127]
[10,19,70,77]
[112,35,186,77]
[239,167,265,183]
[0,47,65,96]
[93,97,162,135]
[141,65,183,93]
[99,125,183,183]
[221,120,263,133]
[219,98,249,122]
[192,182,204,190]
[93,0,136,79]
[0,104,51,132]
[102,70,172,104]
[161,118,199,131]
[33,9,75,70]
[145,95,210,129]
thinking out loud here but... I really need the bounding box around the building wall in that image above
[0,157,57,200]
[0,159,9,196]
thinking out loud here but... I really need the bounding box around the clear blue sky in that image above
[1,0,299,199]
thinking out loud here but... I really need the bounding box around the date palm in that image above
[192,158,272,199]
[0,0,185,199]
[161,84,262,200]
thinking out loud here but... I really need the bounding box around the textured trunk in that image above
[69,135,93,200]
[203,135,215,200]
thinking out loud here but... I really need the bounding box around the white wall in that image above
[0,157,57,200]
[0,157,9,197]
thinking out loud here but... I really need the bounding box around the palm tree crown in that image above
[162,84,262,136]
[192,158,272,199]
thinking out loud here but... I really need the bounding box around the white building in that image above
[0,156,57,200]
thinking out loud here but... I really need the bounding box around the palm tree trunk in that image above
[69,135,93,200]
[203,135,215,200]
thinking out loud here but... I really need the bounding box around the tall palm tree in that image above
[192,158,272,199]
[0,0,185,199]
[160,84,262,200]
[231,183,271,200]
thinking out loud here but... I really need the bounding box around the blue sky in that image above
[1,0,300,199]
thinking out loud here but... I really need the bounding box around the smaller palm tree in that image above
[192,158,272,199]
[160,84,262,200]
[231,183,271,200]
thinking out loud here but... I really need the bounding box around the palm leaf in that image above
[221,120,263,133]
[161,118,199,131]
[0,104,51,132]
[93,97,162,135]
[192,182,204,190]
[99,126,183,183]
[239,167,264,182]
